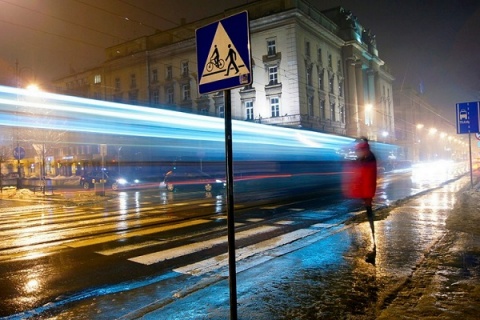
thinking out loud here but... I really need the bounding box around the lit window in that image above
[245,100,254,120]
[270,97,280,117]
[268,66,278,85]
[267,39,276,56]
[94,74,101,84]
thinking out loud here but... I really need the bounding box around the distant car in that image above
[160,169,225,193]
[80,170,141,190]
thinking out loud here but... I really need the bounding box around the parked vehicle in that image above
[160,168,225,193]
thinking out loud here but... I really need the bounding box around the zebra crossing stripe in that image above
[128,224,280,266]
[67,219,210,248]
[174,228,318,275]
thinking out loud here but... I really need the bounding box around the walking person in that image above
[225,44,239,76]
[343,137,378,263]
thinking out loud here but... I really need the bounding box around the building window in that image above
[329,75,334,93]
[337,60,342,74]
[217,105,224,118]
[328,54,333,69]
[130,74,136,88]
[338,80,344,97]
[166,65,172,80]
[308,95,314,116]
[166,87,174,104]
[152,89,159,105]
[245,100,254,120]
[317,48,323,64]
[94,74,101,84]
[270,97,280,117]
[305,41,310,58]
[268,66,278,85]
[318,70,324,91]
[114,77,121,90]
[181,61,189,77]
[330,101,336,121]
[182,84,190,101]
[306,65,312,86]
[267,39,276,56]
[152,68,158,82]
[320,99,326,119]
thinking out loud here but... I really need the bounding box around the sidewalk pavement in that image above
[76,175,477,320]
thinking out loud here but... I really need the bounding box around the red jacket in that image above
[342,146,377,199]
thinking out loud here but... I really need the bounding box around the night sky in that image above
[0,0,479,121]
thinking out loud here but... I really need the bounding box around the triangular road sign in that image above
[199,22,249,85]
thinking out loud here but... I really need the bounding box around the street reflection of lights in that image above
[25,279,40,293]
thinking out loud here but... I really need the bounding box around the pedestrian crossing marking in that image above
[97,240,162,256]
[129,225,278,266]
[174,228,318,275]
[67,219,210,248]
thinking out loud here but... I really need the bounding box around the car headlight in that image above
[117,178,127,185]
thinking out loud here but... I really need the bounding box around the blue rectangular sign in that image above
[196,11,252,94]
[456,101,480,134]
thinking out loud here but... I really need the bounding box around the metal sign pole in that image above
[224,89,237,319]
[469,132,473,188]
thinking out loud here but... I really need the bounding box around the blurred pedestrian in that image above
[342,137,378,262]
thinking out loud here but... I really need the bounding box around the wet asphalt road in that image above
[0,164,473,319]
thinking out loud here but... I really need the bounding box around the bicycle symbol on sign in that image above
[206,57,225,72]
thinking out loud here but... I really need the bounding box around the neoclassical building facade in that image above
[53,0,395,142]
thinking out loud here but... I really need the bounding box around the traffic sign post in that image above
[455,101,480,188]
[196,12,252,319]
